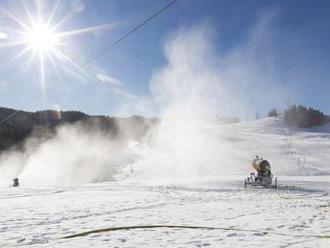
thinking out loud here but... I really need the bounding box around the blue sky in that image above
[0,0,329,119]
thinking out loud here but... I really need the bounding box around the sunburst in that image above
[0,0,114,91]
[24,22,59,53]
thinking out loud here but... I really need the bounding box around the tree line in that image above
[267,105,329,128]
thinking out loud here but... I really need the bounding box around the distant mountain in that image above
[0,106,157,152]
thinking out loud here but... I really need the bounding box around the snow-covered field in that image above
[1,118,330,247]
[1,177,330,247]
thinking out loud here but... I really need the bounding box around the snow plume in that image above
[151,23,227,117]
[130,23,250,179]
[151,13,287,120]
[0,123,138,187]
[131,17,287,178]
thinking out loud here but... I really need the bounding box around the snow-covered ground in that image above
[1,118,330,247]
[1,177,330,247]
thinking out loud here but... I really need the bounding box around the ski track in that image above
[0,178,330,247]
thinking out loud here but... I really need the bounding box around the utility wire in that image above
[0,0,179,126]
[89,0,178,64]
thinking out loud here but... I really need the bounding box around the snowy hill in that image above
[227,117,330,176]
[128,117,330,179]
[1,117,330,187]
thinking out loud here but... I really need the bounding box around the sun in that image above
[24,23,59,53]
[0,1,115,92]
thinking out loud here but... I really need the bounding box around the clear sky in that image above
[0,0,329,119]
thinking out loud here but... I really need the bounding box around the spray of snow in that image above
[129,22,248,178]
[0,123,138,187]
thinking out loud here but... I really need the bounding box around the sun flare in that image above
[0,1,114,92]
[24,24,59,53]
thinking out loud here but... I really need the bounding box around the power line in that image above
[0,0,179,126]
[89,0,178,64]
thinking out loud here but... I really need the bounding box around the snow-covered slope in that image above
[1,117,329,187]
[227,118,330,176]
[129,117,330,179]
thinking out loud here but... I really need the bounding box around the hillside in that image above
[0,106,157,152]
[1,109,330,187]
[128,117,330,180]
[231,118,330,176]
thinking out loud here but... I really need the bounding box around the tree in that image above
[284,105,327,128]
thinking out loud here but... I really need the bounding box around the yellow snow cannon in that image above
[245,156,278,189]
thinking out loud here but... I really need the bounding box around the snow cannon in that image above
[245,156,278,189]
[13,178,19,187]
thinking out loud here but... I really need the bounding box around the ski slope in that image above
[219,117,330,176]
[0,118,330,247]
[129,117,330,179]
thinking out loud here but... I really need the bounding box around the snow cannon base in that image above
[244,173,278,189]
